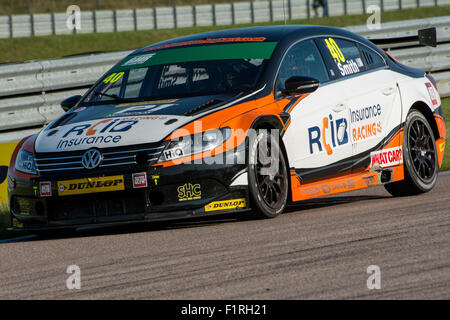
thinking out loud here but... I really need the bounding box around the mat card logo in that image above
[370,147,403,168]
[308,115,349,155]
[177,183,201,201]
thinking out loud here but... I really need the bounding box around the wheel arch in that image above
[409,100,440,140]
[249,115,293,203]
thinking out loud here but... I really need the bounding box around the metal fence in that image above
[0,15,449,142]
[1,0,450,38]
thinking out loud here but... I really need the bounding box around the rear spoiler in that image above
[370,27,437,49]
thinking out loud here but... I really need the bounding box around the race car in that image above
[8,25,446,233]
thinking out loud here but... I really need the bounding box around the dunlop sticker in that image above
[204,198,246,212]
[57,175,124,196]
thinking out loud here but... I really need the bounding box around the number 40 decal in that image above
[325,38,345,63]
[103,72,124,84]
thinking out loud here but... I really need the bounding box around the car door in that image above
[317,37,401,173]
[278,39,353,184]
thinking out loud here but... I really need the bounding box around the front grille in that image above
[47,191,146,220]
[35,143,165,174]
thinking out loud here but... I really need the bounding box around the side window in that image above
[276,40,329,93]
[358,45,386,70]
[124,68,147,99]
[320,37,365,78]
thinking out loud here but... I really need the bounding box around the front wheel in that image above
[385,110,438,196]
[248,129,289,218]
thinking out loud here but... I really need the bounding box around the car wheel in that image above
[248,129,289,218]
[385,110,438,196]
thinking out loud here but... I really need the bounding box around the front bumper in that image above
[8,152,250,231]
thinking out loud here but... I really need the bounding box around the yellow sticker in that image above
[57,176,124,196]
[204,198,246,212]
[439,141,445,152]
[103,72,124,84]
[325,37,345,63]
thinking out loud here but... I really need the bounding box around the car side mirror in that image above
[283,76,320,96]
[61,95,82,112]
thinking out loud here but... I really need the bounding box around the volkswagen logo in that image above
[81,149,103,169]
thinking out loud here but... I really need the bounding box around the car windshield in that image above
[82,42,277,105]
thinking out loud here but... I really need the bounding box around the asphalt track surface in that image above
[0,172,449,299]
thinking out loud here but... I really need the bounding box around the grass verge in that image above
[1,6,450,63]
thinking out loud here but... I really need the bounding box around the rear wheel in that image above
[384,110,438,196]
[248,129,289,218]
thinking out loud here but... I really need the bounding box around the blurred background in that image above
[0,0,250,14]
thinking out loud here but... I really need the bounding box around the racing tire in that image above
[384,110,438,197]
[248,129,289,218]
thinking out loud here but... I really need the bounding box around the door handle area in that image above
[382,87,395,96]
[332,103,347,113]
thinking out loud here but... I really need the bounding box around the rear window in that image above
[320,37,365,77]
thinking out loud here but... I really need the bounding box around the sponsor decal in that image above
[103,72,124,84]
[112,104,176,117]
[163,147,185,161]
[351,104,382,123]
[308,115,349,155]
[39,181,52,197]
[116,99,178,107]
[337,59,361,76]
[352,122,382,142]
[122,54,155,67]
[204,198,246,212]
[370,147,403,168]
[324,37,361,76]
[57,176,124,196]
[177,183,201,201]
[143,37,267,52]
[56,119,138,150]
[132,172,148,188]
[351,104,383,142]
[426,82,438,106]
[304,180,356,197]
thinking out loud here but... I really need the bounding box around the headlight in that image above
[15,148,37,175]
[159,127,231,162]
